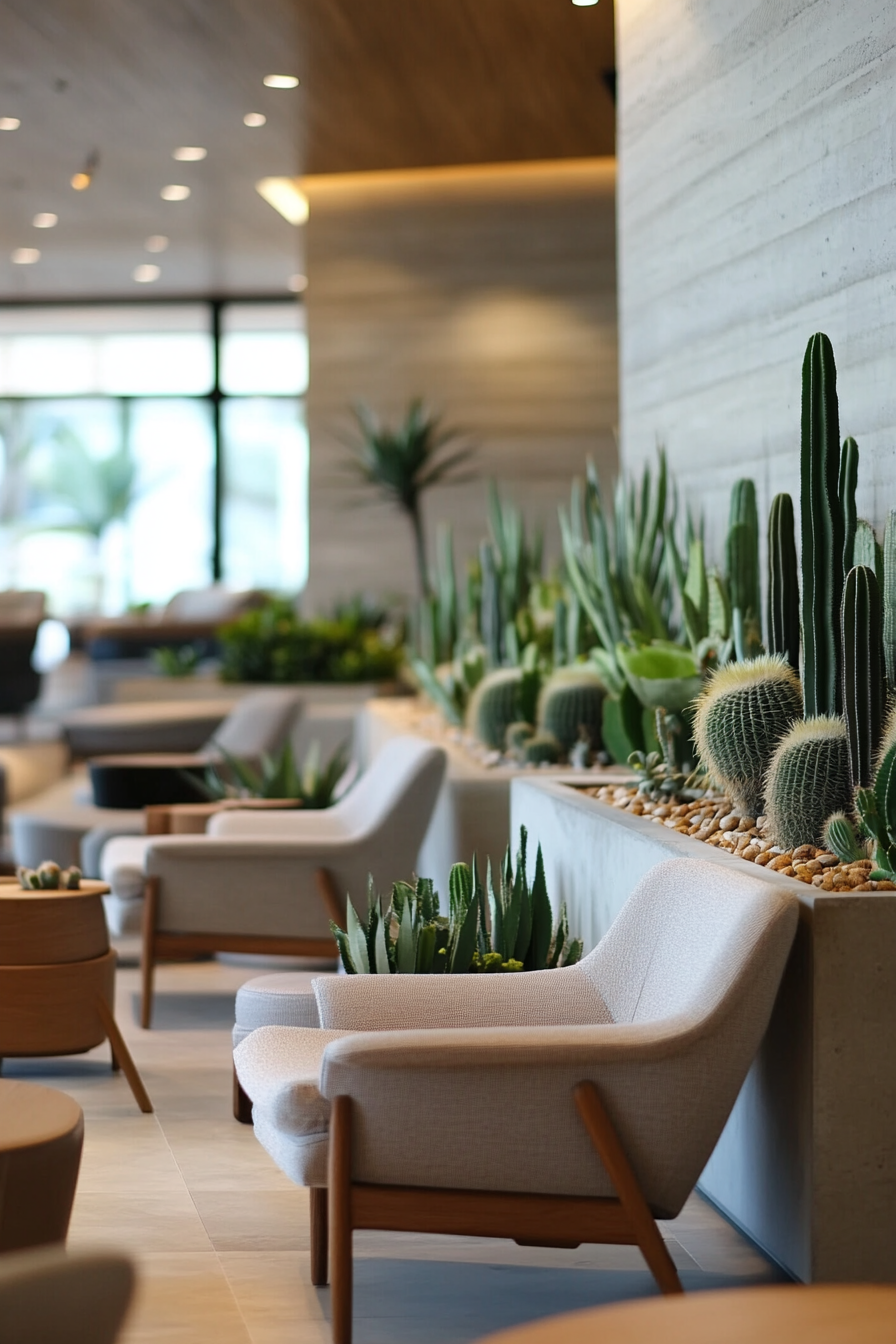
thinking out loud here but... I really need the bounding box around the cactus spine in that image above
[767,493,800,673]
[800,333,844,717]
[764,717,853,850]
[537,667,605,755]
[838,437,859,574]
[841,564,885,791]
[467,668,523,750]
[693,656,803,818]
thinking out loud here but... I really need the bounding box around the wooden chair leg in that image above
[140,877,159,1030]
[329,1095,353,1344]
[233,1065,253,1124]
[310,1186,329,1286]
[574,1080,683,1296]
[96,997,153,1114]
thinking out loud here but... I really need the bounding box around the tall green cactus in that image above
[767,493,800,673]
[727,479,761,621]
[841,564,885,791]
[800,332,844,717]
[838,437,859,574]
[479,540,503,668]
[884,510,896,696]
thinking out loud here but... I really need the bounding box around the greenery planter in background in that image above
[509,775,896,1286]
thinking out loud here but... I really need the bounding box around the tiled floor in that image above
[2,957,787,1343]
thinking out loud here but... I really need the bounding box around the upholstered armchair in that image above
[233,857,799,1344]
[101,736,447,1026]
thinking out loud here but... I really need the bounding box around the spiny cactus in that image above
[17,862,81,891]
[693,656,803,818]
[853,518,883,577]
[537,667,605,755]
[839,437,859,574]
[467,668,524,750]
[841,564,884,791]
[763,716,853,851]
[505,720,535,755]
[727,478,761,623]
[800,333,844,718]
[884,510,896,696]
[767,493,800,673]
[522,732,562,765]
[823,812,866,865]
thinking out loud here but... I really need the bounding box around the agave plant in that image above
[196,739,351,810]
[344,398,473,598]
[331,826,583,975]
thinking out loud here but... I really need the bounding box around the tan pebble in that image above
[674,821,690,832]
[793,845,813,861]
[847,860,872,871]
[653,804,670,818]
[673,803,690,817]
[753,839,771,852]
[804,858,822,874]
[821,876,835,890]
[876,880,896,890]
[780,865,796,877]
[769,846,786,855]
[768,854,793,871]
[703,817,720,837]
[719,815,737,832]
[811,874,825,886]
[687,823,703,836]
[753,851,772,865]
[817,853,839,866]
[794,864,813,879]
[735,834,752,852]
[847,872,870,888]
[853,882,874,891]
[629,803,645,817]
[737,817,756,832]
[742,846,760,861]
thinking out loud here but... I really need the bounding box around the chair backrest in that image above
[0,1246,134,1344]
[205,688,303,759]
[581,856,798,1028]
[163,585,265,624]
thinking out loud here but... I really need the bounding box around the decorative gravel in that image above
[583,785,896,893]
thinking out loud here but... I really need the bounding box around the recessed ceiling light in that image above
[133,263,160,283]
[571,1,599,6]
[288,273,308,293]
[11,248,40,265]
[160,184,190,201]
[173,146,207,161]
[0,117,20,131]
[71,172,91,190]
[33,213,58,229]
[145,235,169,253]
[263,74,299,88]
[243,112,266,127]
[255,177,308,225]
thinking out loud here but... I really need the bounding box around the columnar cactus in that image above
[841,564,885,791]
[767,493,800,673]
[763,717,853,850]
[467,668,523,750]
[838,437,859,574]
[479,541,503,668]
[727,478,761,622]
[883,510,896,696]
[693,656,803,818]
[800,333,844,717]
[536,667,605,755]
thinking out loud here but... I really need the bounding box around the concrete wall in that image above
[616,1,896,567]
[302,160,617,610]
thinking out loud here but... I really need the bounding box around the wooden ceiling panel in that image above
[301,0,615,174]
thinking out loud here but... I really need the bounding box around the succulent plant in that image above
[505,720,536,755]
[536,666,605,755]
[17,863,81,891]
[763,716,853,850]
[331,826,582,975]
[727,478,761,627]
[841,564,885,791]
[823,812,867,865]
[522,732,562,766]
[195,739,351,810]
[800,333,845,718]
[884,510,896,697]
[693,656,803,818]
[467,668,524,750]
[767,493,800,673]
[630,710,710,803]
[839,437,859,574]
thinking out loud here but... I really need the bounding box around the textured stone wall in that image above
[302,160,617,609]
[617,0,896,570]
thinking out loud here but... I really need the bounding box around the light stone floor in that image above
[2,958,788,1344]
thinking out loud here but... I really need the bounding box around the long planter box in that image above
[510,776,896,1285]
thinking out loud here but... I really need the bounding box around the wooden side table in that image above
[477,1285,896,1344]
[0,880,152,1113]
[0,1079,84,1251]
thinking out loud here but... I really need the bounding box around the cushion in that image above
[233,1025,352,1134]
[232,975,322,1049]
[100,836,151,900]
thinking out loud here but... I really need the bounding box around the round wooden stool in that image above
[0,1080,83,1252]
[0,880,151,1113]
[478,1285,896,1344]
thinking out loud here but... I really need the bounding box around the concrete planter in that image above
[510,776,896,1285]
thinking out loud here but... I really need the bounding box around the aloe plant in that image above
[825,740,896,880]
[331,826,583,975]
[197,738,350,809]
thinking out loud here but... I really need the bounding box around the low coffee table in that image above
[0,879,152,1113]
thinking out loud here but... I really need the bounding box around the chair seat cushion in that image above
[100,836,152,900]
[233,1025,352,1136]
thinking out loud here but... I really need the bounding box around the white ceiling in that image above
[0,0,305,300]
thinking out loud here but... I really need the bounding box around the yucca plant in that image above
[196,739,350,810]
[331,826,583,974]
[345,399,473,598]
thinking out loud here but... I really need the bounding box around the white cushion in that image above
[100,835,151,900]
[233,1024,351,1134]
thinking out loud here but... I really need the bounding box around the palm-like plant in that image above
[345,399,473,597]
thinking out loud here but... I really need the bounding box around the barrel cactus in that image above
[536,667,605,756]
[763,716,853,850]
[522,732,562,765]
[693,656,803,818]
[467,668,524,750]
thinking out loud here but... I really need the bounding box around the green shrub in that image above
[218,599,401,684]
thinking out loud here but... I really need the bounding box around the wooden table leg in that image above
[95,998,153,1114]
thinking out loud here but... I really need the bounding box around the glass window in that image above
[220,302,307,395]
[220,397,308,591]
